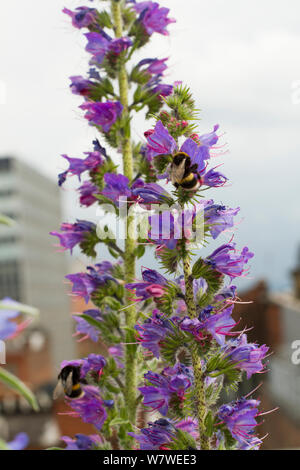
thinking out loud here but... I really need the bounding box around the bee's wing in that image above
[53,380,65,400]
[65,371,74,395]
[170,160,186,184]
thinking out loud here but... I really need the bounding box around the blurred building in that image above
[0,156,80,447]
[0,156,75,367]
[234,252,300,449]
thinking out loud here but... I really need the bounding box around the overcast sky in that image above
[1,0,300,290]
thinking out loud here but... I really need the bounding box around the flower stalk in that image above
[111,0,137,424]
[53,0,271,451]
[183,251,210,450]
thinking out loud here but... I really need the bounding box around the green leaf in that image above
[110,417,130,427]
[159,281,184,316]
[169,429,198,451]
[0,367,39,411]
[153,154,172,174]
[94,194,118,214]
[73,314,103,331]
[0,439,10,450]
[0,214,14,226]
[134,244,145,259]
[96,10,113,29]
[160,327,191,366]
[204,411,214,437]
[0,300,39,318]
[206,353,242,392]
[47,447,64,451]
[192,258,223,308]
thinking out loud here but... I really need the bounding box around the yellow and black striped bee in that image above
[170,152,200,192]
[53,365,85,400]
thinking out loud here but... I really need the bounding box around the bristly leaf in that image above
[157,246,182,275]
[159,281,185,316]
[80,230,99,258]
[169,429,198,451]
[90,158,118,190]
[192,258,224,307]
[160,326,191,365]
[0,367,39,412]
[204,410,215,438]
[206,353,242,392]
[96,10,113,29]
[153,153,172,174]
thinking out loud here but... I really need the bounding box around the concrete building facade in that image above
[0,156,75,369]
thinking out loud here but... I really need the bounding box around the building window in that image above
[0,260,21,301]
[0,189,14,198]
[0,158,12,172]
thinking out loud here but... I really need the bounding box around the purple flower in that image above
[126,268,168,300]
[78,181,100,207]
[73,309,102,342]
[85,32,132,64]
[60,359,84,370]
[205,244,254,279]
[63,7,97,29]
[109,37,133,54]
[66,264,116,303]
[138,57,168,75]
[133,2,176,37]
[59,150,104,184]
[218,398,261,446]
[61,434,102,450]
[50,220,96,253]
[148,211,178,251]
[132,181,170,204]
[135,58,173,101]
[69,76,94,97]
[80,101,123,132]
[202,167,227,187]
[146,120,177,158]
[135,310,173,358]
[67,385,108,431]
[195,124,220,149]
[80,353,106,378]
[151,83,173,97]
[0,297,22,341]
[85,32,110,63]
[180,305,236,346]
[200,305,236,345]
[108,344,124,369]
[7,433,29,450]
[101,174,171,207]
[129,419,175,450]
[204,203,240,239]
[102,173,132,204]
[180,138,209,172]
[145,121,216,176]
[58,171,68,187]
[214,284,237,302]
[224,334,269,379]
[139,364,192,415]
[176,419,199,441]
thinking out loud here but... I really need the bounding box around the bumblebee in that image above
[169,152,200,192]
[53,365,85,400]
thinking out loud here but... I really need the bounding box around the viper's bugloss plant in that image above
[52,0,272,450]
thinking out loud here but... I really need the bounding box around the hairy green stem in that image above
[183,254,210,450]
[111,0,137,425]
